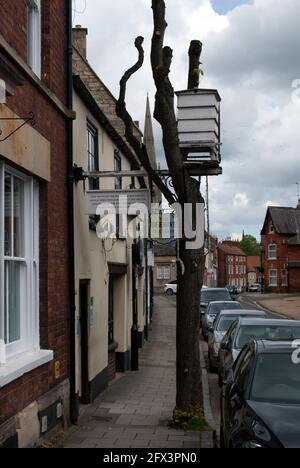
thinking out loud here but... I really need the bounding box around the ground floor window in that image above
[0,162,39,363]
[269,269,277,287]
[157,265,171,281]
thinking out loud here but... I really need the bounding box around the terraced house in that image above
[72,26,153,405]
[0,0,73,447]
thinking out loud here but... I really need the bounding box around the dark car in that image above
[226,285,239,297]
[200,288,233,323]
[202,301,242,341]
[221,340,300,448]
[208,309,267,372]
[219,318,300,387]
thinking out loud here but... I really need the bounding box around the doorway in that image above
[79,280,90,404]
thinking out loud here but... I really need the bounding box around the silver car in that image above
[207,309,267,372]
[219,318,300,386]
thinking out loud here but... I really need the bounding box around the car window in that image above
[201,290,232,303]
[217,316,238,332]
[251,353,300,404]
[208,302,241,315]
[228,322,238,343]
[234,348,255,395]
[235,325,300,350]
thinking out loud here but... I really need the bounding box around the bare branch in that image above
[188,40,203,89]
[116,37,176,206]
[151,0,186,199]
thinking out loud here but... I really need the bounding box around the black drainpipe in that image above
[66,0,78,424]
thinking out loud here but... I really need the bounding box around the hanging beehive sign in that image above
[176,89,221,162]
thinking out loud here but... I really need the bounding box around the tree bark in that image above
[188,40,203,89]
[116,0,207,416]
[150,0,206,414]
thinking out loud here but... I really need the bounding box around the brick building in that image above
[153,241,177,290]
[218,241,247,291]
[247,256,261,289]
[0,1,73,447]
[261,204,300,293]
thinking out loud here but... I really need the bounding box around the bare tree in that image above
[116,0,205,417]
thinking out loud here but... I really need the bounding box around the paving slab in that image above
[62,295,211,449]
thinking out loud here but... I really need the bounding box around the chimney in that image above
[73,25,88,59]
[297,199,300,210]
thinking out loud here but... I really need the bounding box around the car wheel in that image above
[166,289,174,296]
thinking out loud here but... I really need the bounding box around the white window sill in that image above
[0,350,53,388]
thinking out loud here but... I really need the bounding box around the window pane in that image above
[4,261,21,344]
[4,173,12,256]
[13,177,25,258]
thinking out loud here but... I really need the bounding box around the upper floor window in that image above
[87,120,99,190]
[0,163,39,363]
[268,244,277,260]
[269,224,275,234]
[27,0,41,78]
[114,150,122,190]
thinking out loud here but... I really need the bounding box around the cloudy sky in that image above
[73,0,300,240]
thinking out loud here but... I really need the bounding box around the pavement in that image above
[240,293,300,320]
[62,295,212,449]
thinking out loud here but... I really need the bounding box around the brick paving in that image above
[63,295,203,449]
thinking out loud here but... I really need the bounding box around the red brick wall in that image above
[0,0,69,426]
[218,249,227,287]
[218,250,247,289]
[0,0,28,61]
[0,0,67,103]
[262,215,300,292]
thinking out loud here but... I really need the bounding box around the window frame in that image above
[87,120,99,191]
[157,265,171,281]
[0,162,39,364]
[269,269,278,288]
[114,150,122,190]
[268,243,277,260]
[27,0,42,78]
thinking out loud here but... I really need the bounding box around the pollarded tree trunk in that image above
[116,0,207,417]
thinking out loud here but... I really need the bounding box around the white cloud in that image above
[77,0,300,239]
[234,192,249,208]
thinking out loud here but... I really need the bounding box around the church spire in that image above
[144,95,162,204]
[144,95,157,170]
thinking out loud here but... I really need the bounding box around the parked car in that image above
[226,285,239,297]
[165,282,207,297]
[164,281,177,296]
[221,340,300,448]
[208,309,267,372]
[219,318,300,386]
[200,288,233,322]
[202,301,242,341]
[249,283,262,293]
